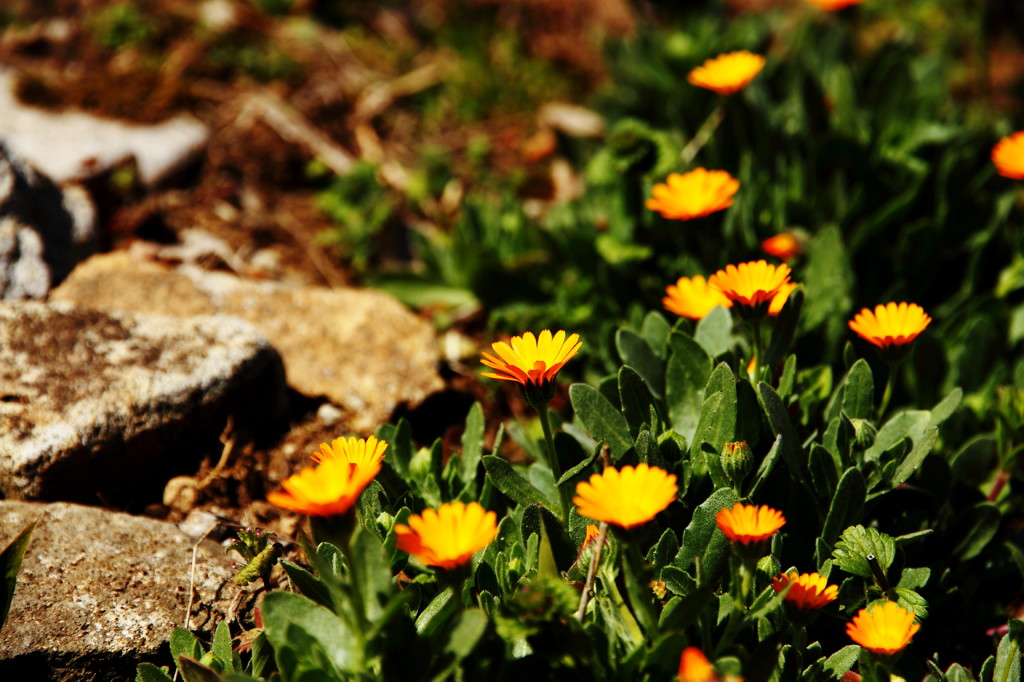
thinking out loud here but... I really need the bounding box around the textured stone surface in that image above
[0,500,241,682]
[52,252,443,431]
[0,69,209,185]
[0,145,96,299]
[0,301,286,502]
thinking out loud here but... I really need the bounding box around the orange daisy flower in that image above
[687,51,766,95]
[768,281,798,316]
[846,601,920,654]
[716,502,785,544]
[646,169,740,221]
[664,275,733,320]
[772,571,839,610]
[806,0,863,9]
[268,456,380,517]
[708,260,792,308]
[848,302,931,348]
[678,647,719,682]
[761,233,802,260]
[481,330,581,386]
[311,435,388,467]
[394,501,498,570]
[991,132,1024,180]
[573,464,678,529]
[581,523,602,551]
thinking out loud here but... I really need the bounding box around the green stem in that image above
[681,100,727,166]
[751,318,765,383]
[878,361,896,419]
[536,405,570,518]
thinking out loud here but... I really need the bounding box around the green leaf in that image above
[641,312,671,357]
[0,520,35,633]
[866,410,931,461]
[569,383,633,461]
[445,608,489,660]
[749,435,783,498]
[891,587,929,618]
[841,359,874,421]
[820,468,867,553]
[757,382,807,486]
[674,488,740,586]
[281,561,331,608]
[808,444,840,501]
[619,366,657,438]
[556,442,600,486]
[955,503,1001,561]
[617,328,665,399]
[666,331,712,415]
[136,663,175,682]
[648,529,679,570]
[832,525,895,580]
[376,419,414,479]
[170,628,204,674]
[261,590,362,673]
[177,657,222,682]
[897,567,931,590]
[212,622,235,673]
[351,526,393,622]
[694,306,735,358]
[890,426,939,488]
[460,402,486,489]
[824,645,860,679]
[993,621,1022,682]
[416,587,457,636]
[689,364,737,461]
[801,225,853,333]
[521,504,574,573]
[482,455,557,510]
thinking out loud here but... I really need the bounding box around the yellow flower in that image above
[481,330,582,386]
[664,275,733,320]
[806,0,864,9]
[716,502,785,544]
[768,281,798,316]
[647,169,739,221]
[848,302,932,348]
[772,571,839,610]
[678,646,719,682]
[394,501,498,570]
[311,435,388,467]
[992,132,1024,180]
[708,260,792,308]
[761,233,802,260]
[268,456,380,517]
[581,523,602,550]
[573,464,678,529]
[687,51,766,95]
[846,601,920,654]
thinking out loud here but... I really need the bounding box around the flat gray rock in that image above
[52,252,444,432]
[0,69,209,185]
[0,500,242,682]
[0,301,286,502]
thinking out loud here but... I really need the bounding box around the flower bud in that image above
[721,441,754,485]
[850,419,877,450]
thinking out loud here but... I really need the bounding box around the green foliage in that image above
[88,3,155,51]
[0,521,35,633]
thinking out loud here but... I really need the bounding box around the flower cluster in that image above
[664,261,796,320]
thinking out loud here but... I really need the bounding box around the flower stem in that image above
[681,100,727,166]
[878,361,896,419]
[536,404,570,518]
[751,318,765,383]
[573,522,609,621]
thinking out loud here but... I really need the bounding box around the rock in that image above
[0,301,286,502]
[0,500,243,682]
[52,252,444,432]
[0,69,209,185]
[0,145,97,299]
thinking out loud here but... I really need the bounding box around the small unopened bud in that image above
[721,441,754,485]
[649,580,667,600]
[850,419,877,450]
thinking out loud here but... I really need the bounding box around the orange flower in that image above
[268,456,380,517]
[311,435,388,467]
[687,51,766,95]
[573,464,678,529]
[481,330,581,386]
[394,501,498,570]
[647,169,739,221]
[768,281,798,316]
[846,601,920,654]
[581,523,602,550]
[848,302,931,348]
[806,0,863,8]
[992,132,1024,180]
[664,275,733,320]
[678,647,719,682]
[708,260,792,308]
[761,233,802,260]
[716,502,785,544]
[772,571,839,610]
